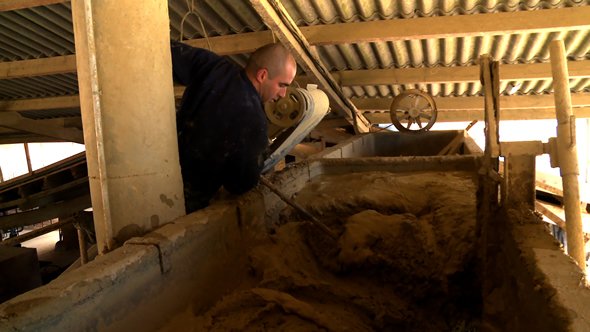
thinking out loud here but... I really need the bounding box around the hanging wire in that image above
[180,0,212,51]
[264,22,276,44]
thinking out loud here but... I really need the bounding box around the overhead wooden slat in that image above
[4,6,590,80]
[0,112,84,143]
[0,55,77,79]
[5,93,590,117]
[363,107,590,124]
[0,95,79,111]
[301,6,590,45]
[248,0,371,132]
[352,93,590,111]
[0,0,66,11]
[297,60,590,87]
[184,31,273,55]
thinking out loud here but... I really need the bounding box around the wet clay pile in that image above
[172,171,481,331]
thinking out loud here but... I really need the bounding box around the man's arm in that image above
[170,40,223,86]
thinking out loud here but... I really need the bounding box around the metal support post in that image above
[550,40,585,272]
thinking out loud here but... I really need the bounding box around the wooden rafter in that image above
[300,6,590,45]
[248,0,370,132]
[8,88,590,114]
[0,55,76,79]
[0,95,79,111]
[0,0,66,11]
[296,60,590,87]
[0,112,84,143]
[3,6,590,79]
[353,93,590,111]
[364,107,590,124]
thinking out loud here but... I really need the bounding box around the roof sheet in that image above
[1,0,590,104]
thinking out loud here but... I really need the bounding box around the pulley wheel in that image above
[390,89,437,134]
[265,87,306,128]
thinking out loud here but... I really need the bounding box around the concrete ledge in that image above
[483,207,590,331]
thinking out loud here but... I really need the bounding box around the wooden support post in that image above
[72,0,185,253]
[550,39,586,272]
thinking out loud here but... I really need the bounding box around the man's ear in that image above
[256,68,267,83]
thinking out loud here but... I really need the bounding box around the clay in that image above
[162,171,481,331]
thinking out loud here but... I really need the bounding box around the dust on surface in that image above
[161,171,481,331]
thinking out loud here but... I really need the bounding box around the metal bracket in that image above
[125,237,172,274]
[546,137,560,168]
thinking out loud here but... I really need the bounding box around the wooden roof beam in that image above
[5,92,590,120]
[364,107,590,123]
[0,112,84,143]
[0,0,66,12]
[296,60,590,87]
[4,5,590,79]
[248,0,371,132]
[352,93,590,111]
[303,6,590,45]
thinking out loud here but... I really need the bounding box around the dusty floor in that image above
[161,171,481,331]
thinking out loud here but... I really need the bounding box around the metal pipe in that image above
[77,228,88,265]
[0,217,74,248]
[550,39,586,272]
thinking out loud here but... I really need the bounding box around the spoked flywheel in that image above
[390,89,437,134]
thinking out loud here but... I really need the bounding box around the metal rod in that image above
[259,175,338,241]
[0,217,74,247]
[77,228,88,265]
[550,39,586,272]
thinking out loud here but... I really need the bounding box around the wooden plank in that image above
[310,128,353,144]
[0,55,76,79]
[0,134,64,144]
[0,112,84,143]
[316,116,351,129]
[184,31,273,55]
[535,200,566,229]
[10,51,590,84]
[0,194,91,229]
[0,217,74,248]
[536,170,590,204]
[7,91,590,120]
[352,94,590,111]
[298,60,590,87]
[0,0,66,11]
[0,95,80,111]
[300,6,590,45]
[0,151,86,193]
[363,107,590,123]
[0,176,88,210]
[437,131,465,156]
[248,0,371,132]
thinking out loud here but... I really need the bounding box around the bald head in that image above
[245,43,297,105]
[245,43,296,79]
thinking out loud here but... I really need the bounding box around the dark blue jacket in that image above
[170,41,269,210]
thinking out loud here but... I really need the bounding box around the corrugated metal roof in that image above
[1,0,590,103]
[0,73,78,99]
[0,2,74,61]
[18,107,80,120]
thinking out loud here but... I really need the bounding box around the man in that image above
[170,41,297,213]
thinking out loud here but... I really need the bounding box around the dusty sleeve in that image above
[170,40,223,86]
[222,126,270,195]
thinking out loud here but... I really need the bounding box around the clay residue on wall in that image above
[162,171,481,331]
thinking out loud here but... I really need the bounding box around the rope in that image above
[180,0,212,51]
